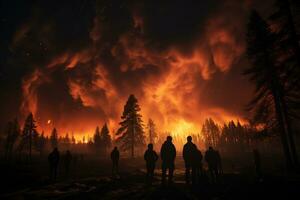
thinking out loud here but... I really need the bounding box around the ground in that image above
[1,155,300,200]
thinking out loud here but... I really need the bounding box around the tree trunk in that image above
[29,130,32,162]
[273,89,293,169]
[281,97,299,166]
[131,121,135,158]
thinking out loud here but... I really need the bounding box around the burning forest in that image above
[0,0,300,199]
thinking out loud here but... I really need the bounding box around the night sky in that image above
[0,0,275,137]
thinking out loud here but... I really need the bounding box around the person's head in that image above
[187,136,192,142]
[148,143,153,150]
[54,147,58,152]
[209,146,213,151]
[167,136,172,142]
[114,146,118,150]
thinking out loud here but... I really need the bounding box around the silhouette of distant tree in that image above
[4,119,20,160]
[71,133,76,144]
[50,128,58,148]
[36,131,47,155]
[201,118,220,148]
[20,113,38,160]
[93,126,102,153]
[219,120,253,154]
[101,123,111,154]
[62,133,71,149]
[87,139,94,152]
[147,119,157,144]
[116,94,145,158]
[245,10,294,168]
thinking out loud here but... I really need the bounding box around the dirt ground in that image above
[1,155,299,200]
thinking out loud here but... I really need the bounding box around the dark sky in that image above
[0,0,275,136]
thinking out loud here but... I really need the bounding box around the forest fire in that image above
[7,0,256,143]
[2,0,300,199]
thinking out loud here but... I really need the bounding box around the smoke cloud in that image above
[0,0,274,138]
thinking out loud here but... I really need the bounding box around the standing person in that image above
[205,146,218,183]
[183,136,197,185]
[160,136,176,185]
[253,149,262,181]
[144,143,158,185]
[216,150,223,176]
[193,147,203,184]
[48,147,60,181]
[111,146,119,178]
[64,150,72,178]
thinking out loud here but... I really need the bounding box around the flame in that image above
[168,119,199,137]
[17,2,250,141]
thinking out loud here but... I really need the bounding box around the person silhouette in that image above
[183,136,197,185]
[48,147,60,181]
[64,150,72,178]
[253,149,262,181]
[160,136,176,185]
[205,146,219,183]
[111,146,119,177]
[193,147,203,185]
[216,150,223,176]
[144,143,158,185]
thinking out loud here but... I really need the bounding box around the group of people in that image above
[48,135,222,184]
[48,148,75,180]
[111,135,223,185]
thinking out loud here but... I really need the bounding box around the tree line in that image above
[1,113,114,161]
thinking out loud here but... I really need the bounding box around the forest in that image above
[1,0,300,199]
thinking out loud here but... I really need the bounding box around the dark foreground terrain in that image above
[1,155,300,200]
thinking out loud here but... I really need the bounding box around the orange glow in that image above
[19,10,248,141]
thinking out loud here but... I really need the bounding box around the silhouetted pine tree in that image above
[93,126,102,153]
[50,128,58,149]
[269,0,300,166]
[63,133,71,149]
[4,119,20,160]
[71,133,76,144]
[245,10,293,168]
[100,123,111,154]
[147,118,157,144]
[116,94,145,158]
[36,131,47,155]
[20,113,38,160]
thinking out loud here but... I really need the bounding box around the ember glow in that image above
[0,0,273,139]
